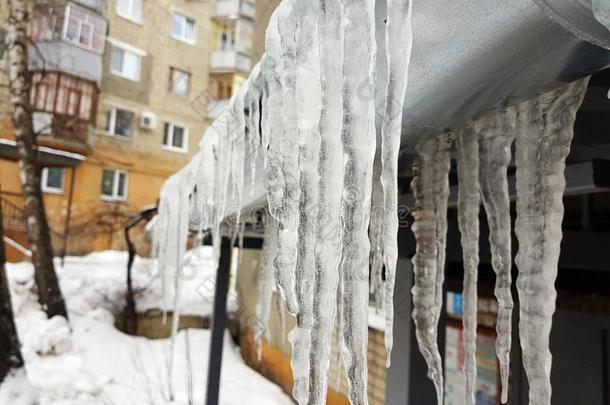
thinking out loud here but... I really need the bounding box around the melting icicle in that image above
[154,158,198,401]
[380,0,414,366]
[229,87,247,227]
[339,0,377,403]
[274,0,301,317]
[255,216,279,360]
[476,109,516,404]
[288,0,322,402]
[262,5,300,315]
[245,67,262,193]
[410,133,453,405]
[514,78,589,405]
[455,126,480,405]
[308,0,344,402]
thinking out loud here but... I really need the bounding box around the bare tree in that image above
[0,197,25,382]
[7,0,67,319]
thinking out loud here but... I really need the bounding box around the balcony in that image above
[33,112,92,153]
[30,71,98,153]
[215,0,255,20]
[29,1,107,83]
[210,50,252,73]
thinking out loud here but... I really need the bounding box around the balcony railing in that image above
[29,1,107,82]
[215,0,255,20]
[30,71,97,151]
[210,50,252,73]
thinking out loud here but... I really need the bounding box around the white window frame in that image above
[171,12,196,44]
[62,3,107,54]
[100,169,128,201]
[162,122,189,153]
[105,106,134,138]
[41,167,64,194]
[116,0,143,24]
[109,41,143,82]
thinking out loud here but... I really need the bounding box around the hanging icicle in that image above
[339,0,377,403]
[455,125,480,405]
[410,133,453,405]
[476,109,517,404]
[380,0,414,366]
[288,0,322,402]
[308,0,345,402]
[255,215,279,360]
[514,78,589,405]
[262,3,301,316]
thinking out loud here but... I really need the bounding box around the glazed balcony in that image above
[214,0,255,20]
[30,71,98,153]
[210,50,252,74]
[29,1,107,83]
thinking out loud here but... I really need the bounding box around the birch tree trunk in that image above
[7,0,68,319]
[0,200,25,382]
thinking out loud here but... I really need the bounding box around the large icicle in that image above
[261,10,299,315]
[272,0,301,316]
[514,78,589,405]
[476,109,516,403]
[308,0,345,402]
[255,216,279,360]
[410,134,453,405]
[339,0,377,403]
[154,158,199,400]
[380,0,414,366]
[455,126,480,405]
[228,87,247,227]
[288,0,322,401]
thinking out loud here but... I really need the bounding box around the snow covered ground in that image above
[0,248,293,405]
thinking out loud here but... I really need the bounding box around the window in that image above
[172,13,195,43]
[116,0,142,23]
[169,68,190,96]
[110,45,141,81]
[30,72,97,122]
[216,21,235,51]
[31,5,64,42]
[105,107,134,137]
[62,3,106,53]
[101,169,128,201]
[41,167,64,193]
[208,74,234,100]
[163,122,188,152]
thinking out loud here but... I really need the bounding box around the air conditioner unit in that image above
[140,111,157,130]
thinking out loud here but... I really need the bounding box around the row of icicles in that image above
[152,0,590,403]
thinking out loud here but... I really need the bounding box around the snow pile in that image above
[7,248,223,320]
[1,252,292,405]
[22,315,72,356]
[0,369,36,405]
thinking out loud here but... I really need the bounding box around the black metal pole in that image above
[205,236,232,405]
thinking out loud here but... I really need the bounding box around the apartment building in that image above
[0,0,109,260]
[207,0,255,118]
[0,0,260,259]
[84,0,214,253]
